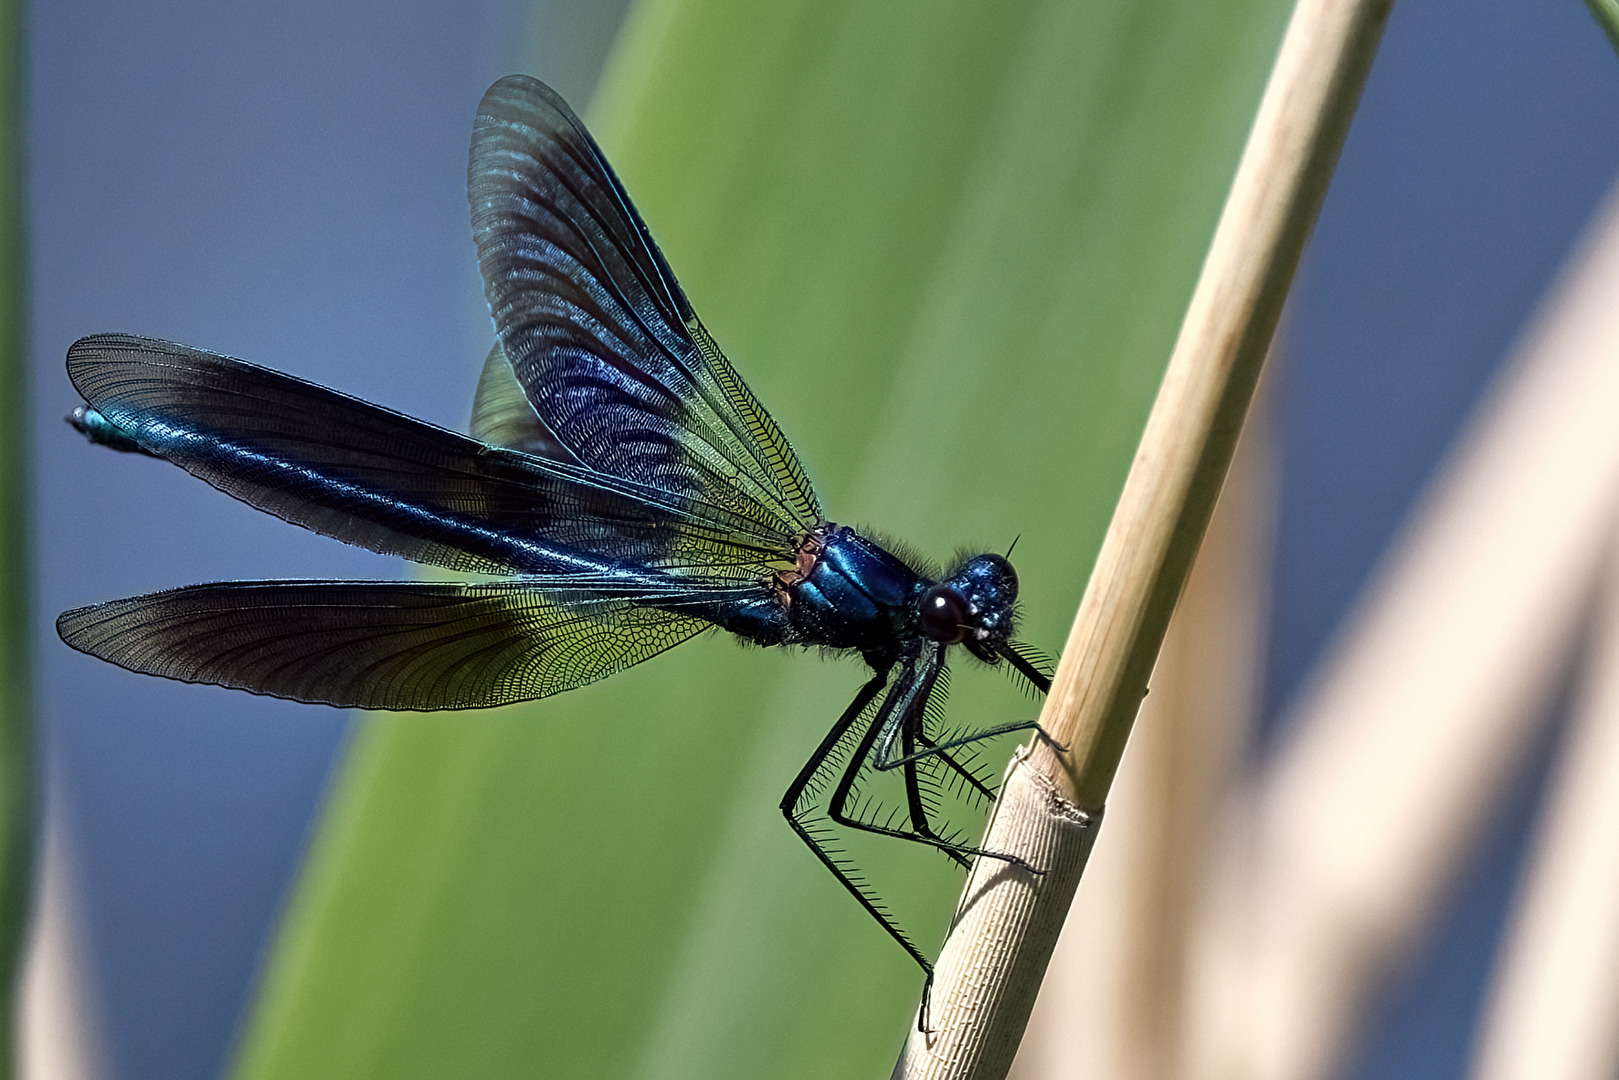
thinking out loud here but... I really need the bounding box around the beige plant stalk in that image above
[1468,521,1619,1080]
[1006,379,1275,1080]
[892,0,1395,1075]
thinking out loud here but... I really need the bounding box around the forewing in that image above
[469,74,820,540]
[68,334,792,574]
[56,579,708,710]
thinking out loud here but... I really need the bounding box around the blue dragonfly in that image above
[59,75,1054,989]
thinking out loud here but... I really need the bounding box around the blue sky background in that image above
[29,2,553,1075]
[24,0,1619,1078]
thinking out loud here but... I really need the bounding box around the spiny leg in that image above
[876,717,1044,771]
[827,665,964,863]
[900,717,962,866]
[914,731,996,804]
[828,679,1032,871]
[1002,645,1069,753]
[778,668,935,981]
[1004,647,1052,694]
[818,678,1024,1031]
[903,735,1037,871]
[873,645,1063,773]
[815,674,956,1031]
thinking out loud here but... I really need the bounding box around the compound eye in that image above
[919,585,970,644]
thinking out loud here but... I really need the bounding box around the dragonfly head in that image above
[916,553,1019,663]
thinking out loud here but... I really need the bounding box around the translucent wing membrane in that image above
[469,342,576,461]
[68,334,797,576]
[57,580,709,710]
[469,74,820,539]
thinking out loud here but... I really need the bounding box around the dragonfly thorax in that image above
[779,528,1021,669]
[782,526,923,656]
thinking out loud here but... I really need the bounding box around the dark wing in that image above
[68,334,792,575]
[469,74,820,544]
[468,341,577,461]
[57,580,708,710]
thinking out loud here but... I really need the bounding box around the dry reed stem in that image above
[1006,379,1275,1080]
[1467,525,1619,1080]
[893,0,1392,1074]
[1036,0,1390,812]
[1178,179,1619,1080]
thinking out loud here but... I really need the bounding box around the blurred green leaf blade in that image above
[1586,0,1619,55]
[231,0,1292,1076]
[0,0,31,1072]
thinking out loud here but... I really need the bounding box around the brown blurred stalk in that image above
[893,0,1392,1073]
[1466,523,1619,1080]
[1179,177,1619,1080]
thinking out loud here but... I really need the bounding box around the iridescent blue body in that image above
[767,527,1020,663]
[58,75,1051,998]
[782,528,917,653]
[66,403,154,456]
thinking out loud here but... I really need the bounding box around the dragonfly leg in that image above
[779,669,935,982]
[1000,649,1070,753]
[1003,645,1053,694]
[1034,723,1070,754]
[899,721,964,867]
[914,730,996,803]
[825,686,961,864]
[875,717,1044,771]
[827,700,1037,874]
[828,780,1040,874]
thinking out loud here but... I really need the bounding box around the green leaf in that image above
[1586,0,1619,56]
[231,1,1292,1076]
[0,0,32,1072]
